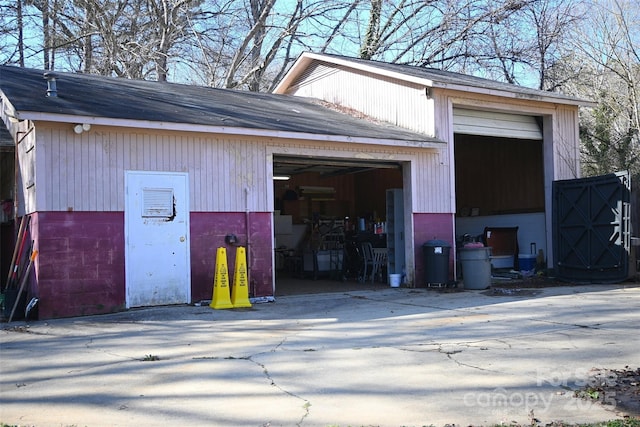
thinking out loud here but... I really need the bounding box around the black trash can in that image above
[423,239,451,286]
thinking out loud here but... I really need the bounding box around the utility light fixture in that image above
[73,123,91,134]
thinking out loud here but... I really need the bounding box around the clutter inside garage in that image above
[272,156,404,289]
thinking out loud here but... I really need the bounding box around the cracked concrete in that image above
[1,283,639,426]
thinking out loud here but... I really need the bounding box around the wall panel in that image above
[288,64,434,136]
[37,125,272,213]
[35,123,450,215]
[553,106,580,180]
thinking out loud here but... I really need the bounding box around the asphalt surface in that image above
[1,283,640,427]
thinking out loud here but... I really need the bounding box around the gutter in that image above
[14,111,446,150]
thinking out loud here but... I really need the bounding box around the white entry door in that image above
[125,171,191,308]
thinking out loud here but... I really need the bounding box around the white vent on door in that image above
[142,188,174,218]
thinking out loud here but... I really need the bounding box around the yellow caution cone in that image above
[231,246,252,308]
[210,247,234,309]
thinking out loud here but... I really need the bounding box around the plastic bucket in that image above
[389,274,402,287]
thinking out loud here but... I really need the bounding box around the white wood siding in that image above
[15,120,37,216]
[552,106,581,180]
[37,125,268,212]
[26,89,579,218]
[411,149,451,213]
[285,63,581,184]
[33,124,451,214]
[287,64,435,136]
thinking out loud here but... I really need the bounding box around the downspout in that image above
[244,187,252,296]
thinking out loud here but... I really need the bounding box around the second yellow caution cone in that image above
[231,246,252,308]
[210,247,234,309]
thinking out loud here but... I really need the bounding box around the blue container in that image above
[519,254,536,271]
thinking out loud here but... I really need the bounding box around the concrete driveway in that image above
[1,284,639,427]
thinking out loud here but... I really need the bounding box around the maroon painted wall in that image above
[190,212,273,302]
[30,211,275,319]
[29,210,449,318]
[413,213,455,287]
[31,212,126,319]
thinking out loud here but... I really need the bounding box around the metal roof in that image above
[0,65,442,145]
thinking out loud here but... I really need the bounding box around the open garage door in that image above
[453,108,542,140]
[273,155,402,177]
[272,155,406,295]
[453,108,546,274]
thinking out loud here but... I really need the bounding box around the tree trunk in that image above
[360,0,381,59]
[17,0,24,66]
[42,0,50,69]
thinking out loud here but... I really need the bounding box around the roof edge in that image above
[436,82,596,107]
[17,111,445,148]
[273,52,434,94]
[273,52,595,107]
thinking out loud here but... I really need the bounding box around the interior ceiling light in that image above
[273,175,290,181]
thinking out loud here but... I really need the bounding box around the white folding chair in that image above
[371,248,388,283]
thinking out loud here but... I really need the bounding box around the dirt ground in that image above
[490,274,583,289]
[572,367,640,419]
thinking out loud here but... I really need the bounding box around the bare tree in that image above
[0,0,20,64]
[6,0,202,79]
[335,0,586,91]
[472,0,584,89]
[223,0,277,89]
[190,0,364,91]
[359,0,380,59]
[0,0,610,100]
[146,0,198,81]
[17,0,25,66]
[560,0,640,176]
[335,1,522,68]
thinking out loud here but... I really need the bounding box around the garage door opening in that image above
[453,108,547,273]
[272,155,406,295]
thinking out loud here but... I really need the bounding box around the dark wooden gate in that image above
[553,171,631,283]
